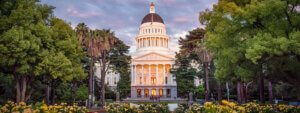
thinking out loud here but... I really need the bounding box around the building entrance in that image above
[151,89,156,98]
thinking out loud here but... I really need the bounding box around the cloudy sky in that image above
[41,0,217,53]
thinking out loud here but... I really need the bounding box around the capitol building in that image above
[130,3,177,100]
[96,3,203,101]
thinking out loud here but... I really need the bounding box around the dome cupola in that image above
[141,2,164,24]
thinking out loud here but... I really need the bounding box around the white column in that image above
[143,38,145,48]
[135,65,137,85]
[149,64,151,85]
[142,65,144,85]
[163,88,166,98]
[156,88,159,97]
[163,38,166,47]
[156,64,158,85]
[170,64,173,85]
[163,64,165,85]
[131,65,133,85]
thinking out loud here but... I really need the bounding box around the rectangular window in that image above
[167,89,171,97]
[140,77,142,84]
[165,77,168,84]
[151,77,156,85]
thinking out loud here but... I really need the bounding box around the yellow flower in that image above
[229,102,236,107]
[125,108,128,111]
[222,100,230,105]
[19,102,26,106]
[204,102,212,106]
[40,104,48,111]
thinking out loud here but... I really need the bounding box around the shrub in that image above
[104,103,138,113]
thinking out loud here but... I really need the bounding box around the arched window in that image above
[137,89,141,97]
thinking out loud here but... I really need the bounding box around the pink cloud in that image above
[173,17,191,22]
[166,23,176,27]
[66,7,101,18]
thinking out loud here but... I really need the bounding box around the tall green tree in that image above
[0,0,54,103]
[109,38,131,98]
[171,52,197,98]
[75,25,118,107]
[35,18,86,105]
[200,0,300,102]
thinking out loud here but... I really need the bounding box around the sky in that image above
[41,0,217,53]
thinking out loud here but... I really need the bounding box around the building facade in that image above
[94,63,120,92]
[130,3,177,100]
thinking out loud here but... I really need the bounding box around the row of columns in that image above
[131,64,174,85]
[141,28,165,34]
[137,37,169,48]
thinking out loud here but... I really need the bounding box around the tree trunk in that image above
[51,80,55,105]
[88,57,94,108]
[217,83,222,104]
[258,74,265,103]
[100,53,107,106]
[268,81,273,103]
[241,83,245,104]
[15,75,21,103]
[237,82,241,103]
[204,62,210,102]
[258,62,265,103]
[73,82,78,103]
[25,89,33,101]
[298,87,300,102]
[20,76,27,102]
[245,81,253,103]
[46,81,50,105]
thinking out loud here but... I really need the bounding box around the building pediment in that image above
[132,52,173,62]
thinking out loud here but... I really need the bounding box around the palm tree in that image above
[75,23,89,43]
[95,29,117,106]
[195,43,212,102]
[75,23,96,108]
[76,24,117,107]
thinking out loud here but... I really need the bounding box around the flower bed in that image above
[104,103,170,113]
[180,100,300,113]
[0,101,87,113]
[105,101,300,113]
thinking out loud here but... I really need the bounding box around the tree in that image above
[194,43,213,101]
[171,52,197,98]
[199,0,300,102]
[35,18,86,105]
[94,29,117,106]
[0,0,54,103]
[110,38,131,98]
[75,26,118,107]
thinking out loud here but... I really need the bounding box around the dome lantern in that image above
[150,2,155,13]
